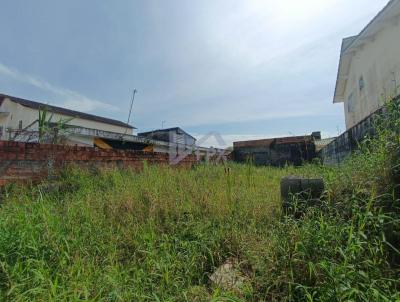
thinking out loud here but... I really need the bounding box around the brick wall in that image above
[0,141,201,186]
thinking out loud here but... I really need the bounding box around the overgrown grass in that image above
[1,104,400,301]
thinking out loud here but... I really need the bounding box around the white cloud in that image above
[0,62,119,112]
[194,133,286,148]
[208,0,386,72]
[195,131,341,148]
[136,1,386,129]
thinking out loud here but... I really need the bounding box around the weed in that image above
[0,103,400,301]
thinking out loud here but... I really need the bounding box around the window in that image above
[359,76,365,92]
[18,120,23,130]
[347,93,354,113]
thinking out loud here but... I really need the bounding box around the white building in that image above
[334,0,400,129]
[138,127,196,146]
[0,93,135,147]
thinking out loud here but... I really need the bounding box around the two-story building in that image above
[334,0,400,129]
[0,93,135,147]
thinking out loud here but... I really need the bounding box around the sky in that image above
[0,0,390,147]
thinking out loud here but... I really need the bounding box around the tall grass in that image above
[0,163,292,301]
[0,103,400,301]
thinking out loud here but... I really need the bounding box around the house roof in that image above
[0,93,135,129]
[333,0,400,103]
[233,135,314,148]
[341,36,358,53]
[138,127,196,140]
[341,0,398,54]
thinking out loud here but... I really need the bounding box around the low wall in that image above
[321,107,381,165]
[321,95,400,165]
[0,141,203,186]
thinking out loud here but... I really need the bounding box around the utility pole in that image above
[121,89,137,140]
[127,89,137,127]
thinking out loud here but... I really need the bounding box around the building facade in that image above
[334,0,400,129]
[138,127,196,146]
[0,94,135,147]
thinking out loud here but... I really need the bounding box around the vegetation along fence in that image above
[0,141,225,186]
[321,96,400,165]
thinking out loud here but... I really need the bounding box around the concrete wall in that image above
[343,19,400,129]
[0,98,133,144]
[321,105,383,165]
[65,135,94,147]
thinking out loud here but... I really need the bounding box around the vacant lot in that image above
[0,154,399,301]
[0,163,295,301]
[2,104,400,301]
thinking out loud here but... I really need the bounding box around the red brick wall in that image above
[0,141,200,186]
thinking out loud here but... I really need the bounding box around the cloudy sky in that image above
[0,0,389,147]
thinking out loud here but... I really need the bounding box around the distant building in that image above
[233,133,320,166]
[0,94,223,158]
[138,127,196,146]
[334,0,400,129]
[0,94,135,147]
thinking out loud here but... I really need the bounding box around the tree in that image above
[38,106,74,144]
